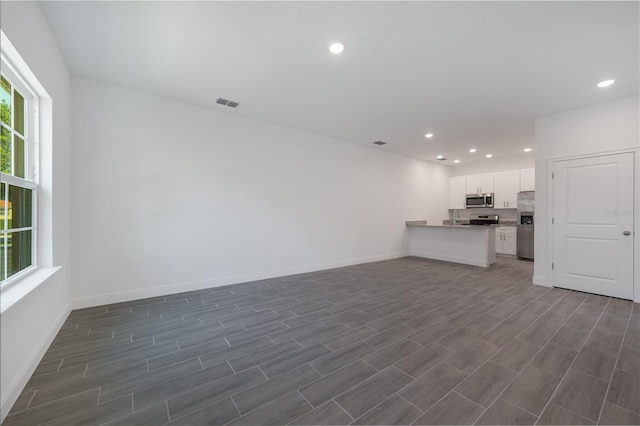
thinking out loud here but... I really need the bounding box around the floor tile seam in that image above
[604,400,640,417]
[231,388,301,420]
[449,389,487,415]
[489,295,593,419]
[596,305,636,423]
[96,386,103,406]
[227,393,243,423]
[47,330,120,352]
[569,360,619,382]
[497,394,542,418]
[311,364,407,412]
[342,383,417,424]
[393,354,472,403]
[451,354,518,405]
[534,296,614,423]
[330,398,356,422]
[615,362,640,377]
[22,390,37,412]
[164,399,172,424]
[148,350,218,372]
[395,392,426,415]
[457,394,493,426]
[538,400,598,424]
[296,389,315,411]
[226,360,236,374]
[157,365,263,421]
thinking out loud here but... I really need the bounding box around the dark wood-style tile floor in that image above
[5,257,639,425]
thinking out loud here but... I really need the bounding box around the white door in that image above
[552,152,635,299]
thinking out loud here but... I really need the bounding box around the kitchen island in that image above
[406,222,496,267]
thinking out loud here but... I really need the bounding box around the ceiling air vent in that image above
[216,98,240,108]
[373,141,387,146]
[437,157,447,161]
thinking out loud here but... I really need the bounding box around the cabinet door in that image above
[466,175,481,194]
[503,231,517,255]
[520,168,535,191]
[494,171,519,208]
[448,176,466,209]
[479,173,494,193]
[493,172,508,208]
[495,231,505,254]
[506,170,520,208]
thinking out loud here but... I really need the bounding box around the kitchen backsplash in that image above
[448,207,517,222]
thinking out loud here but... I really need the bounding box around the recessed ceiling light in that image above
[469,148,477,153]
[597,79,615,88]
[454,160,460,164]
[524,148,532,152]
[425,133,434,138]
[436,155,444,160]
[485,154,493,158]
[328,42,345,54]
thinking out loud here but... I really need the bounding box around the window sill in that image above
[0,266,62,314]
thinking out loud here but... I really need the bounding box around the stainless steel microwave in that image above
[465,193,494,208]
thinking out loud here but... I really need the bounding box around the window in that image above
[1,62,38,285]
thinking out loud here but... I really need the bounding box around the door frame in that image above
[547,148,639,302]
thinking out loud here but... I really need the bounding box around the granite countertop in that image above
[441,220,518,227]
[406,220,518,228]
[406,221,495,229]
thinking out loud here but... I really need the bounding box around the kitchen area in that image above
[407,167,535,267]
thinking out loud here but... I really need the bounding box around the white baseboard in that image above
[0,302,71,422]
[72,252,405,309]
[533,275,551,287]
[409,251,489,268]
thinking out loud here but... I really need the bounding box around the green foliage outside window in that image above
[1,98,11,174]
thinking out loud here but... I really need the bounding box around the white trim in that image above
[0,266,61,313]
[0,173,37,189]
[71,252,406,309]
[634,149,639,303]
[0,299,70,422]
[533,275,550,287]
[0,226,32,233]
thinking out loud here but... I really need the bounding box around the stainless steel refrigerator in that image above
[517,191,535,260]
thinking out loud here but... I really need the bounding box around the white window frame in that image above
[0,55,40,288]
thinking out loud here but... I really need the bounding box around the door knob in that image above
[623,231,631,236]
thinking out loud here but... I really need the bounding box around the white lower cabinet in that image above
[495,227,517,255]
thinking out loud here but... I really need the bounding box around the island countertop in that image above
[406,221,517,228]
[406,223,492,229]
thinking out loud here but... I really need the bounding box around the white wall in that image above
[451,154,534,177]
[534,96,640,300]
[71,77,451,307]
[0,2,72,421]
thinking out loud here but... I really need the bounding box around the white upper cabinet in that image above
[449,168,534,210]
[465,173,494,194]
[494,170,520,209]
[520,168,535,191]
[448,176,466,210]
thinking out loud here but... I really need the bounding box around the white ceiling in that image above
[39,1,639,166]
